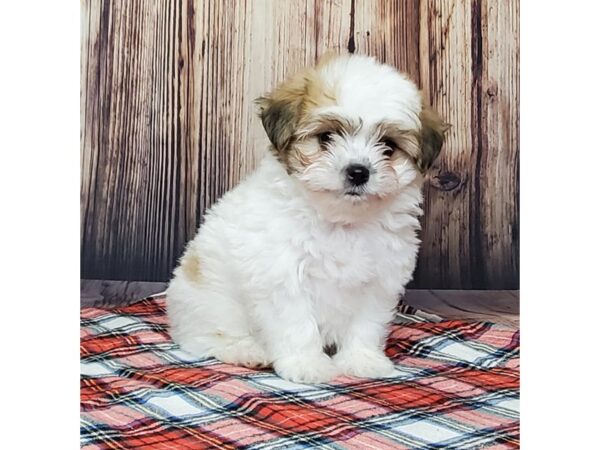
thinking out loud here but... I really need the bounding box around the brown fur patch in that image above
[417,97,450,172]
[256,64,337,172]
[180,249,202,284]
[285,145,319,172]
[375,122,421,162]
[300,113,361,139]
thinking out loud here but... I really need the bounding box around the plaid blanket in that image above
[81,296,519,449]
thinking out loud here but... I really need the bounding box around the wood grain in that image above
[81,0,519,289]
[414,0,476,288]
[477,0,519,288]
[352,0,421,81]
[412,0,519,288]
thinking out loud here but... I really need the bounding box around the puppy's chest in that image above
[300,226,405,288]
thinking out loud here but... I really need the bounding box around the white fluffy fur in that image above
[167,55,429,383]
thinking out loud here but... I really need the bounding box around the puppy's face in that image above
[257,54,448,214]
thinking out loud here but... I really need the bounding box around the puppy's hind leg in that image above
[175,333,270,369]
[212,335,271,369]
[166,276,270,369]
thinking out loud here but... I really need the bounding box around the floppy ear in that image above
[418,104,450,172]
[255,80,306,151]
[255,96,298,151]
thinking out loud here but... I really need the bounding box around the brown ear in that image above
[255,96,295,151]
[418,104,450,172]
[255,78,306,151]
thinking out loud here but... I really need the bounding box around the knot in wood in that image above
[431,171,461,191]
[486,85,498,97]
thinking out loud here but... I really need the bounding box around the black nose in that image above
[345,164,370,186]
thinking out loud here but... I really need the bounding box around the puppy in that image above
[166,54,447,383]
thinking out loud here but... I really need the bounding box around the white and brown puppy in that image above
[166,54,447,383]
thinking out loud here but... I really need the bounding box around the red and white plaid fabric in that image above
[81,296,519,449]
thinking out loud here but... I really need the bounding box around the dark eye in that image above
[318,131,334,145]
[381,139,397,158]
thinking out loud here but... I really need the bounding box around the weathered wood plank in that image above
[414,0,475,288]
[478,0,519,288]
[81,0,183,280]
[352,0,421,82]
[81,0,519,289]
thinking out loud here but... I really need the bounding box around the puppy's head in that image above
[257,54,448,217]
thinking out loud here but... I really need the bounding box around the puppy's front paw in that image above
[333,348,395,379]
[273,353,338,384]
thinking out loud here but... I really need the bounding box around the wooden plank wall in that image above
[81,0,519,289]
